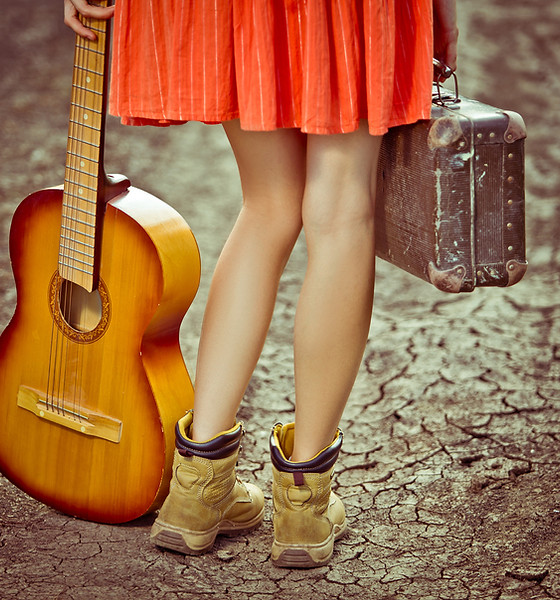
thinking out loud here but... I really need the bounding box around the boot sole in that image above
[151,507,265,555]
[271,520,347,568]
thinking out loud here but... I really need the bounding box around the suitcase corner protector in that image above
[503,110,527,143]
[427,262,469,293]
[506,259,528,286]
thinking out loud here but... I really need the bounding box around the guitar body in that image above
[0,185,200,523]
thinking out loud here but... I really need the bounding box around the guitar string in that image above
[57,32,82,419]
[66,31,87,421]
[47,30,84,416]
[75,20,106,424]
[48,21,105,422]
[68,28,92,422]
[72,30,91,423]
[49,32,84,418]
[68,26,99,423]
[46,301,59,413]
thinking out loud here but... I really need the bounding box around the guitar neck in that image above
[60,3,110,292]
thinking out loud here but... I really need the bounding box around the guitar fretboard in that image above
[60,14,108,292]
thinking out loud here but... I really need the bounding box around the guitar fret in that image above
[63,196,97,208]
[64,184,96,195]
[63,197,97,208]
[64,179,98,193]
[65,170,97,180]
[74,65,103,77]
[60,224,95,237]
[77,38,105,50]
[76,45,104,57]
[60,254,94,266]
[70,102,102,114]
[66,150,100,165]
[72,84,103,96]
[59,246,94,259]
[69,110,102,130]
[68,119,100,133]
[87,24,105,33]
[58,259,94,274]
[66,158,96,172]
[66,150,98,165]
[64,188,97,199]
[66,147,100,163]
[68,110,101,120]
[66,168,98,181]
[65,165,98,178]
[59,244,93,258]
[61,213,96,226]
[58,253,94,267]
[70,100,103,115]
[62,206,96,221]
[60,234,95,248]
[68,135,100,149]
[78,30,105,41]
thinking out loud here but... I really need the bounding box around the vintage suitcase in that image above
[375,72,527,293]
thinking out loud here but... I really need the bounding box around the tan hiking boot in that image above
[150,411,264,554]
[269,422,346,568]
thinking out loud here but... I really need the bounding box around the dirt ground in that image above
[1,1,559,599]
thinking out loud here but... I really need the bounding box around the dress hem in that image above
[110,109,433,137]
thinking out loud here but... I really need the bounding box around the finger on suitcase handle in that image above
[433,58,454,81]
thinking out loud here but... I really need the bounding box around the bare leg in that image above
[291,124,382,461]
[192,120,381,456]
[191,122,306,442]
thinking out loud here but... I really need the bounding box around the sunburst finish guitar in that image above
[0,5,200,522]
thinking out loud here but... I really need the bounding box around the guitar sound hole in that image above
[59,280,103,333]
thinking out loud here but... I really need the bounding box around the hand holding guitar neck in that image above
[63,0,114,41]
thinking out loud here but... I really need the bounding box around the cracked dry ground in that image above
[1,1,559,599]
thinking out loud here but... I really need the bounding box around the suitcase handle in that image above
[433,58,460,107]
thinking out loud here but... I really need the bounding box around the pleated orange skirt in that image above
[109,0,434,135]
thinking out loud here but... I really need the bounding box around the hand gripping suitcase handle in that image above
[433,58,454,81]
[433,58,460,106]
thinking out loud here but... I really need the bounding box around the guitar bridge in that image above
[17,386,122,443]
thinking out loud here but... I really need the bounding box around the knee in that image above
[302,126,380,239]
[302,183,375,239]
[240,194,303,245]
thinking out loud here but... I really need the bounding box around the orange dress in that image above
[109,0,433,135]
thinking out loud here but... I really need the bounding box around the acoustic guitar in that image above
[0,4,200,522]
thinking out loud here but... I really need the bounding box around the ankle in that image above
[190,415,238,444]
[270,423,343,472]
[288,442,336,464]
[290,432,341,463]
[189,423,216,443]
